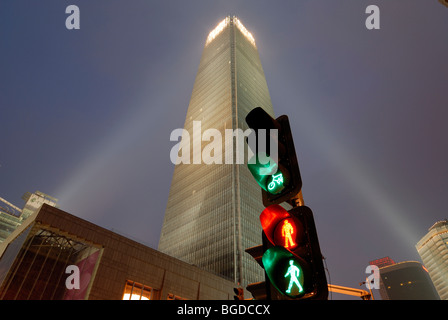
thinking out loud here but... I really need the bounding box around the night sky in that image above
[1,1,447,299]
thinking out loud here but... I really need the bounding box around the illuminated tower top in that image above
[206,16,256,47]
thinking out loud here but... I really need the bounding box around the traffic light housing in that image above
[245,107,302,207]
[259,204,328,300]
[244,108,327,300]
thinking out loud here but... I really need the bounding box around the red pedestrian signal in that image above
[260,204,304,252]
[259,205,328,300]
[276,218,299,250]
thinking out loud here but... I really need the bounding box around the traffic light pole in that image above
[288,190,305,208]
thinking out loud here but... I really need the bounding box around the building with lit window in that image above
[416,220,448,300]
[376,261,439,300]
[0,203,237,300]
[158,16,275,288]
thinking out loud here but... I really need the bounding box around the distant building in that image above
[0,197,22,243]
[377,261,439,300]
[0,203,237,300]
[416,220,448,300]
[20,191,58,220]
[0,191,57,243]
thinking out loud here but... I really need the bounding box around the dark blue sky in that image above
[1,1,447,299]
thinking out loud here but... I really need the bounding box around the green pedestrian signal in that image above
[262,246,307,299]
[285,259,304,295]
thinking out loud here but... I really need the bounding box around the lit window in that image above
[122,280,153,300]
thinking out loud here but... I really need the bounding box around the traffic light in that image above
[244,108,327,300]
[245,107,302,207]
[245,245,269,300]
[259,204,328,300]
[233,287,244,300]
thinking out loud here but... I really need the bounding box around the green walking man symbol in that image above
[284,260,304,294]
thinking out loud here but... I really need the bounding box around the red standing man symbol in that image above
[281,219,295,248]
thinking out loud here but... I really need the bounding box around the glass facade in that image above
[0,212,21,243]
[416,220,448,300]
[0,197,23,243]
[158,17,275,287]
[0,224,101,300]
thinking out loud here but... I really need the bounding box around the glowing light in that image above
[280,219,296,249]
[122,293,149,300]
[262,246,306,298]
[260,205,304,250]
[205,17,230,46]
[205,17,256,47]
[260,204,290,235]
[284,260,304,294]
[267,172,284,194]
[247,153,279,192]
[234,17,256,47]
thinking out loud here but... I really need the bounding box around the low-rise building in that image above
[0,204,237,300]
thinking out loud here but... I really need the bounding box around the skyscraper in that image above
[158,16,275,286]
[416,220,448,300]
